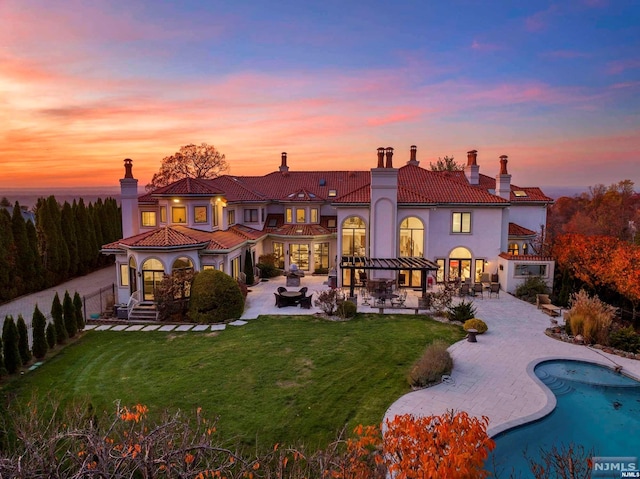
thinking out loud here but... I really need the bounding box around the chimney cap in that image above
[123,158,134,178]
[499,155,509,175]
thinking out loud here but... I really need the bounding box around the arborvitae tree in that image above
[16,314,32,365]
[0,209,16,301]
[61,201,79,277]
[3,316,22,374]
[63,290,77,338]
[51,292,68,344]
[86,202,99,269]
[12,202,37,295]
[0,331,6,377]
[32,304,48,359]
[36,196,68,285]
[74,199,92,275]
[244,250,255,285]
[49,196,70,281]
[73,291,85,331]
[26,219,44,291]
[45,322,56,350]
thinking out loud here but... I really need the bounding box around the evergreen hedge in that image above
[73,292,85,331]
[46,322,57,350]
[16,314,32,365]
[51,293,68,345]
[3,316,22,374]
[63,291,77,338]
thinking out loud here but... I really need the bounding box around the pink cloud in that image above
[606,58,640,75]
[524,6,558,32]
[470,40,506,52]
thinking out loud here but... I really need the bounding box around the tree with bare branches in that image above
[146,143,229,191]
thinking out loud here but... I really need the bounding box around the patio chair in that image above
[459,283,470,297]
[299,294,313,309]
[472,283,483,299]
[298,287,308,295]
[358,271,368,286]
[274,292,286,308]
[277,287,287,294]
[489,282,500,298]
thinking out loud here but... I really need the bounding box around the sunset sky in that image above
[1,0,639,189]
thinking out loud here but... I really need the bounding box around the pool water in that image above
[491,360,640,476]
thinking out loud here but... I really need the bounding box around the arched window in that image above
[399,217,424,257]
[508,243,519,255]
[141,258,164,301]
[449,247,472,281]
[172,257,194,272]
[342,217,366,256]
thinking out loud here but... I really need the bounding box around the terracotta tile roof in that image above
[280,188,322,202]
[263,213,337,236]
[499,253,553,261]
[151,177,224,196]
[102,225,263,252]
[509,222,537,236]
[474,174,553,202]
[205,176,267,201]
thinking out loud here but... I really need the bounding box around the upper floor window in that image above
[228,209,235,225]
[141,211,157,227]
[328,189,337,197]
[213,205,219,227]
[296,208,306,223]
[194,206,208,224]
[508,243,519,255]
[342,216,366,256]
[160,206,167,223]
[311,208,319,223]
[452,212,471,233]
[285,207,293,223]
[244,208,258,223]
[172,206,187,224]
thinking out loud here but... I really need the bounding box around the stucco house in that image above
[102,146,554,310]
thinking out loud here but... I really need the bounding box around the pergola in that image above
[339,255,440,298]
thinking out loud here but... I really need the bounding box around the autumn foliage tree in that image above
[146,143,229,191]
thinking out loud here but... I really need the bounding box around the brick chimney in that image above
[279,152,289,172]
[385,147,394,168]
[376,147,385,168]
[407,145,419,166]
[120,158,139,238]
[464,149,479,185]
[496,155,511,199]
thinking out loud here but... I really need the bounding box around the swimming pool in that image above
[491,359,640,476]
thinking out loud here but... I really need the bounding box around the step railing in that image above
[127,291,140,320]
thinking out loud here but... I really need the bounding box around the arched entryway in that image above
[448,247,472,281]
[141,258,165,301]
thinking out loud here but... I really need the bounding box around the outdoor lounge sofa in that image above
[536,294,562,317]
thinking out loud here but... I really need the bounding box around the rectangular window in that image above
[475,259,486,282]
[328,189,337,197]
[120,264,129,286]
[227,209,235,225]
[261,208,265,222]
[515,264,548,277]
[285,208,293,223]
[213,205,218,227]
[273,242,285,269]
[202,265,215,271]
[296,208,306,223]
[244,208,258,222]
[436,258,446,283]
[141,211,157,227]
[194,206,208,223]
[160,206,167,223]
[452,212,471,233]
[313,243,329,272]
[172,206,187,223]
[231,256,240,279]
[311,208,319,223]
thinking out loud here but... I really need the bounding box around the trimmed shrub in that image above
[337,300,357,319]
[32,305,48,359]
[463,318,488,334]
[609,326,640,353]
[447,300,477,322]
[429,282,456,315]
[408,340,453,388]
[243,250,255,285]
[188,270,244,324]
[46,322,56,350]
[16,314,32,365]
[73,292,85,331]
[3,315,22,374]
[514,276,550,304]
[0,333,5,377]
[565,290,616,345]
[237,280,248,299]
[51,292,67,344]
[63,291,77,338]
[256,253,281,279]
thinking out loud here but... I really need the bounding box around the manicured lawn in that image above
[3,314,464,449]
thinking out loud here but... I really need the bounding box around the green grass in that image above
[3,314,464,450]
